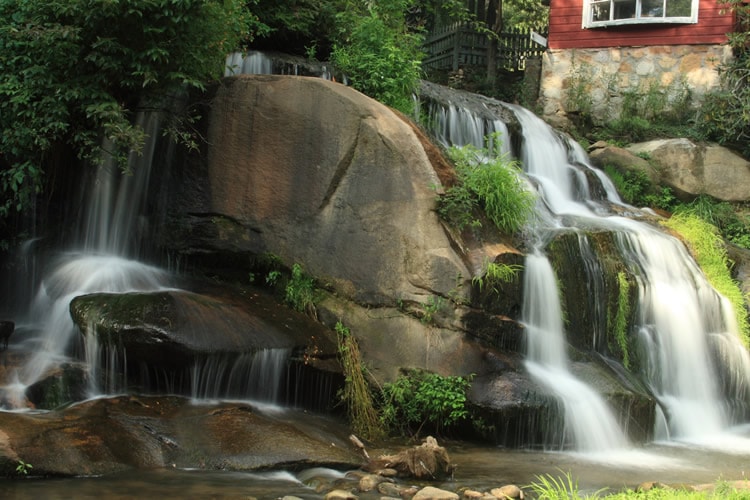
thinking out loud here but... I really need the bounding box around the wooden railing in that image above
[423,24,547,72]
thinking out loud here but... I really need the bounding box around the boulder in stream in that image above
[0,395,363,477]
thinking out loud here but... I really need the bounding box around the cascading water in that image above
[523,253,629,451]
[224,50,334,80]
[2,107,298,409]
[2,114,172,408]
[422,95,750,451]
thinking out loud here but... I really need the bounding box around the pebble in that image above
[413,486,460,500]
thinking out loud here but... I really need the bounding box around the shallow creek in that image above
[2,434,750,499]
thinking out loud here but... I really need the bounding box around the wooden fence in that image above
[423,24,547,73]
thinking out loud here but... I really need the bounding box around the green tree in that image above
[0,0,255,219]
[250,0,337,57]
[331,0,424,113]
[695,0,750,157]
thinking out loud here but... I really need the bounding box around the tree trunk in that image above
[486,0,502,88]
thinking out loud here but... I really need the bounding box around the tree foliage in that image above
[694,0,750,157]
[0,0,254,218]
[330,0,424,113]
[250,0,336,57]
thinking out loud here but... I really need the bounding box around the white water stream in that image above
[3,111,292,408]
[425,96,750,452]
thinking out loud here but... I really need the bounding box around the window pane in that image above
[591,1,611,21]
[613,0,636,19]
[665,0,691,17]
[641,0,664,17]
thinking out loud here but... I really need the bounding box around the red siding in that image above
[548,0,734,49]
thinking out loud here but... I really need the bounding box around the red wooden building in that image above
[540,0,737,123]
[548,0,734,48]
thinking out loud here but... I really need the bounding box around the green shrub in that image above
[331,1,423,113]
[696,53,750,158]
[441,135,535,234]
[602,166,676,210]
[380,369,473,437]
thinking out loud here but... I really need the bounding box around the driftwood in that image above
[362,436,454,480]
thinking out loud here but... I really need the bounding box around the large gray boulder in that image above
[171,74,470,307]
[155,75,654,446]
[626,139,750,201]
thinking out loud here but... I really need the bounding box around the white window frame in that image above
[582,0,699,28]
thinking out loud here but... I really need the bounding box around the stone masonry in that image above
[539,44,734,127]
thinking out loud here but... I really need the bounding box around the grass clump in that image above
[527,470,604,499]
[440,133,535,234]
[528,471,750,499]
[677,195,750,250]
[285,263,317,318]
[472,260,522,295]
[661,212,750,345]
[335,320,383,441]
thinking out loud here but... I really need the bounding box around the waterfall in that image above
[421,91,750,450]
[190,349,292,404]
[523,252,629,451]
[2,115,171,408]
[224,51,334,80]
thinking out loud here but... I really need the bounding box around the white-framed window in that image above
[583,0,698,27]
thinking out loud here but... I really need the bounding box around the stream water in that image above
[2,439,750,498]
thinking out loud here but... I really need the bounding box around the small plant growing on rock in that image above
[285,263,317,318]
[473,260,522,296]
[420,295,444,325]
[440,133,535,234]
[15,459,32,476]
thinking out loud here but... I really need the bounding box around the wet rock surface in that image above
[70,286,341,375]
[0,395,363,477]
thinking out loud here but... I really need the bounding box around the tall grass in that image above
[440,134,535,234]
[335,321,382,441]
[661,213,750,345]
[528,471,750,499]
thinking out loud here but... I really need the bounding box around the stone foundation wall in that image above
[539,45,733,127]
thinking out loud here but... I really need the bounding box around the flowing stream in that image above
[423,95,750,451]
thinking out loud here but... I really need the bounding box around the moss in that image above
[662,213,750,346]
[610,272,631,370]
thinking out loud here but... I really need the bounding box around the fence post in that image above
[452,23,461,71]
